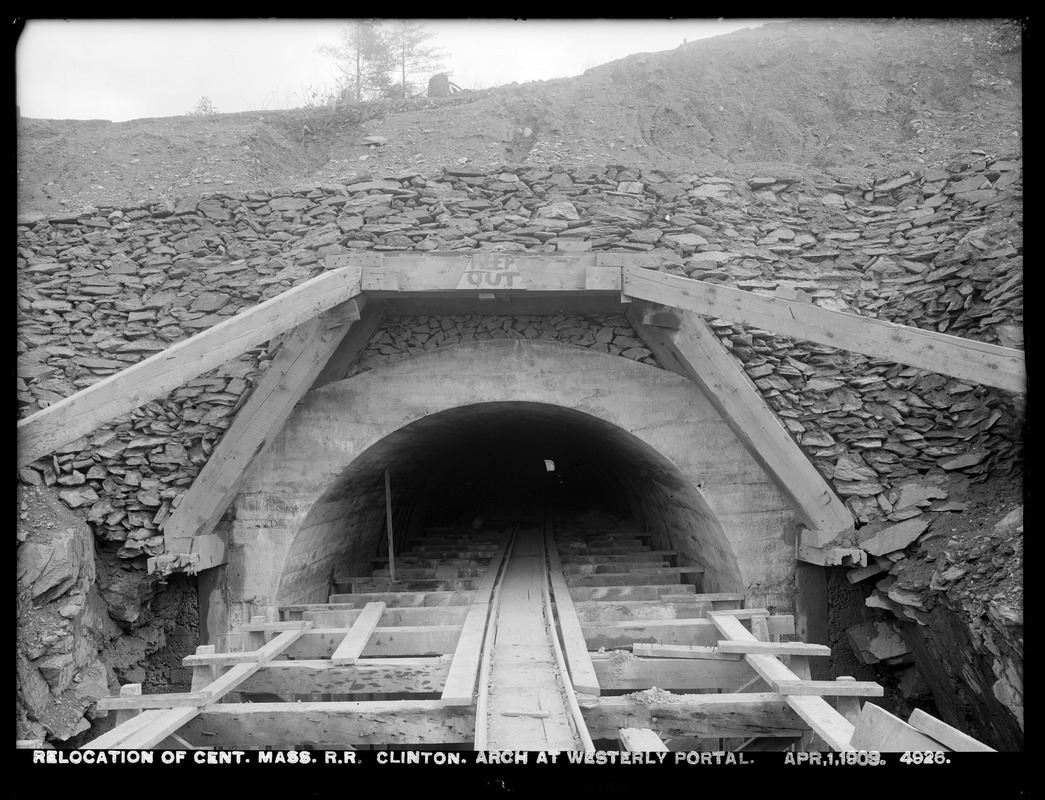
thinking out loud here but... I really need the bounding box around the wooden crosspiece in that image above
[82,621,313,750]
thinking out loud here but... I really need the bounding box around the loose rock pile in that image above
[16,157,1023,560]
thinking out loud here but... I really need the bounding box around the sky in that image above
[15,18,772,122]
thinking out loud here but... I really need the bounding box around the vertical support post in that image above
[190,645,219,706]
[834,676,863,725]
[385,470,396,583]
[113,684,142,726]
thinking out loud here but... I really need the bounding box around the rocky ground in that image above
[16,18,1023,748]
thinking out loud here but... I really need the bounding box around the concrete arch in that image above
[223,339,800,620]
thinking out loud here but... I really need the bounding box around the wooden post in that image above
[385,470,396,583]
[113,684,142,726]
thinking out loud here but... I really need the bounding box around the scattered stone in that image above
[847,620,909,664]
[860,517,931,556]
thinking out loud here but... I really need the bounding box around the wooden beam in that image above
[340,577,479,593]
[179,701,474,748]
[441,533,511,706]
[84,622,313,749]
[628,303,853,531]
[160,298,366,560]
[324,591,475,607]
[97,691,213,711]
[301,606,469,627]
[239,657,452,696]
[582,694,806,740]
[81,709,183,750]
[619,728,669,752]
[574,600,730,623]
[718,641,832,657]
[772,680,884,697]
[546,528,601,695]
[592,652,755,692]
[632,644,743,661]
[708,613,859,751]
[568,585,695,601]
[584,616,795,650]
[565,569,703,588]
[331,602,386,666]
[19,267,363,466]
[850,703,950,752]
[286,626,460,659]
[907,708,995,752]
[622,266,1026,393]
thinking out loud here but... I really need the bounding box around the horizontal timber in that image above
[623,266,1026,393]
[581,693,805,740]
[178,701,475,748]
[238,657,452,696]
[18,267,363,466]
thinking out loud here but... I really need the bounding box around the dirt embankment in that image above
[17,19,1021,219]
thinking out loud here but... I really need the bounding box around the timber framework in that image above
[16,253,1016,752]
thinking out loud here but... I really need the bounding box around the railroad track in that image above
[84,515,959,753]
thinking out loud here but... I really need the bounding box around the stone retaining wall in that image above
[16,158,1024,555]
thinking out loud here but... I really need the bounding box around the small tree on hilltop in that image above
[319,20,394,103]
[384,20,445,100]
[188,96,218,116]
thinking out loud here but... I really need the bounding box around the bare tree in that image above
[384,21,445,100]
[319,21,394,103]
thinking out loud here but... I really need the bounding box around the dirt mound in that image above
[16,19,1022,218]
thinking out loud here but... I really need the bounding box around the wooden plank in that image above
[91,625,311,749]
[568,585,695,601]
[373,254,614,294]
[325,591,475,607]
[850,703,950,752]
[619,728,669,752]
[440,534,510,706]
[179,701,474,748]
[718,641,832,657]
[785,695,857,752]
[583,616,793,649]
[633,643,743,661]
[161,299,365,555]
[629,304,853,531]
[97,691,213,711]
[301,606,469,627]
[708,613,857,751]
[773,680,884,697]
[623,266,1026,393]
[184,651,260,667]
[19,267,363,466]
[239,657,452,696]
[585,265,622,291]
[331,602,386,666]
[361,266,400,292]
[593,653,755,691]
[566,570,701,588]
[81,709,174,749]
[574,600,723,623]
[907,708,995,752]
[582,694,805,740]
[546,529,601,695]
[287,626,460,659]
[342,577,479,592]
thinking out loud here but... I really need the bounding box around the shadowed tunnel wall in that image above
[215,339,802,632]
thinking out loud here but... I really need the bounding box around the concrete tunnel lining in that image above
[221,338,801,620]
[275,400,746,603]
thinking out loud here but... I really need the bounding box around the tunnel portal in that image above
[210,338,800,637]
